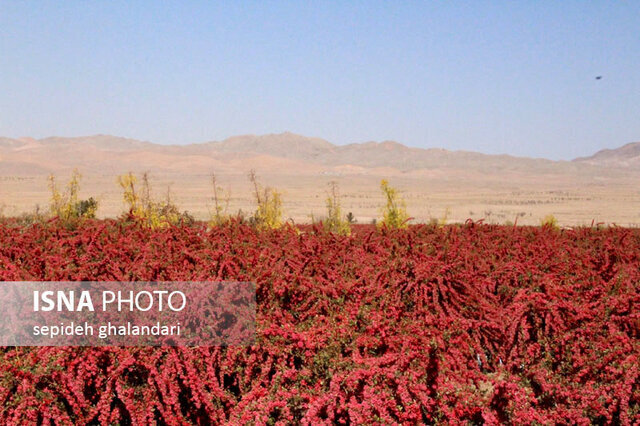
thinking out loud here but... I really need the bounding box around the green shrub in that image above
[322,181,350,235]
[117,172,191,229]
[48,169,98,221]
[73,197,98,219]
[346,212,356,224]
[249,170,283,230]
[540,214,559,229]
[379,179,409,229]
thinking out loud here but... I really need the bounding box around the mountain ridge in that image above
[573,141,640,168]
[0,132,637,176]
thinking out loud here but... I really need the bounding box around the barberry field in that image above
[0,220,638,424]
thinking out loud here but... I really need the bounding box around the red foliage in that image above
[0,220,639,424]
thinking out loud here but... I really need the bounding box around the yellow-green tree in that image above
[249,170,283,230]
[379,179,409,229]
[117,172,186,229]
[540,214,559,229]
[323,181,350,235]
[48,169,98,221]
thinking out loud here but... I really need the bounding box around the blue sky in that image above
[1,1,638,159]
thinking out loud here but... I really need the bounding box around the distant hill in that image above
[573,142,640,168]
[0,132,634,178]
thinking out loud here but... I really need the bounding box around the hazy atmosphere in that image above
[1,1,639,159]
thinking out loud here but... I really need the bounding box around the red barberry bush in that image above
[0,220,638,424]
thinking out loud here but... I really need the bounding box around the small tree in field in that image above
[248,170,283,230]
[323,181,350,235]
[379,179,409,229]
[48,169,98,221]
[117,172,189,229]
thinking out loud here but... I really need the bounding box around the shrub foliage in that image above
[322,181,350,235]
[48,169,98,221]
[248,170,283,230]
[117,172,191,229]
[379,179,409,229]
[0,222,638,423]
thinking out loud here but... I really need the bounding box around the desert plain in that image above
[1,133,638,226]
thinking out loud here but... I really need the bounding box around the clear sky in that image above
[1,1,638,160]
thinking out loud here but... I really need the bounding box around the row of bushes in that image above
[11,170,412,232]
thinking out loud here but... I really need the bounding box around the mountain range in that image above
[0,132,638,177]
